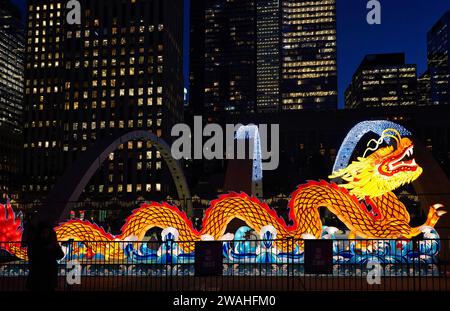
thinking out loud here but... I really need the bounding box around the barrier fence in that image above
[1,238,450,292]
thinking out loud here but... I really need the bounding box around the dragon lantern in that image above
[0,128,446,261]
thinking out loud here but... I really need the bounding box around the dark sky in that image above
[11,0,450,108]
[337,0,450,108]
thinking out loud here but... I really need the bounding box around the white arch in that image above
[39,130,191,223]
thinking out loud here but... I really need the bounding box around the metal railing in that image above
[0,238,449,292]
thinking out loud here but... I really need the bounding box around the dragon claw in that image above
[437,210,447,217]
[432,204,444,210]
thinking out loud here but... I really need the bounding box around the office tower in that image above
[345,53,417,109]
[281,0,337,110]
[23,0,184,203]
[190,0,338,115]
[257,0,280,112]
[189,0,206,116]
[418,71,432,106]
[203,0,257,118]
[427,11,450,105]
[0,0,24,200]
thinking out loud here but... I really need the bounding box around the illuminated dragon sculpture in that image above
[0,128,446,261]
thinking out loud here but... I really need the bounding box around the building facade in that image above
[256,0,280,112]
[202,0,257,118]
[188,0,206,116]
[345,53,417,109]
[190,0,338,116]
[0,0,24,200]
[428,11,450,106]
[418,71,432,106]
[23,0,184,203]
[280,0,337,110]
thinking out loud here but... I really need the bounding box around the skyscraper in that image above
[203,0,257,118]
[281,0,337,110]
[189,0,206,116]
[190,0,338,116]
[0,0,24,200]
[23,0,184,203]
[345,53,417,109]
[418,71,432,106]
[257,0,280,112]
[0,0,23,131]
[428,11,450,106]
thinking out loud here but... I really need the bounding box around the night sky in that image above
[11,0,450,109]
[337,0,450,108]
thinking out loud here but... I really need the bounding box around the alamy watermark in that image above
[171,116,280,171]
[367,0,381,25]
[66,0,81,25]
[366,261,382,285]
[66,0,381,27]
[66,259,82,285]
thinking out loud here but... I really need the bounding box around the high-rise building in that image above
[23,0,184,203]
[256,0,280,112]
[190,0,338,116]
[0,0,23,131]
[0,0,24,200]
[418,71,432,106]
[345,53,417,109]
[203,0,257,118]
[189,0,206,116]
[281,0,337,110]
[427,11,450,105]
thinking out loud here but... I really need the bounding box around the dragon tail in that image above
[0,200,27,260]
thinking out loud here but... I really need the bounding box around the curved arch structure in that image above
[39,130,191,224]
[332,120,411,173]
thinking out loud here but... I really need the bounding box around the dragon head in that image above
[330,129,423,200]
